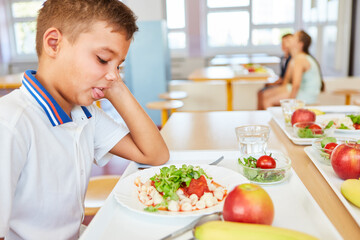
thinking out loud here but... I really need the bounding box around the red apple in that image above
[330,143,360,180]
[291,109,316,126]
[223,183,274,225]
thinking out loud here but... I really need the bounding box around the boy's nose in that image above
[104,70,119,82]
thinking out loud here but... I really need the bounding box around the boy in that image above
[257,33,293,110]
[0,0,169,239]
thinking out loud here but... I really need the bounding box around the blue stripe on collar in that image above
[81,106,92,119]
[23,70,92,126]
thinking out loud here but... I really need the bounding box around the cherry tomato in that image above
[354,123,360,130]
[256,155,276,169]
[324,142,338,155]
[309,124,323,134]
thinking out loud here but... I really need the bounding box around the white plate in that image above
[304,147,360,226]
[113,164,248,217]
[335,129,360,134]
[268,105,360,145]
[316,113,360,134]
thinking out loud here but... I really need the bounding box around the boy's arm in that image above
[281,59,294,85]
[104,79,169,166]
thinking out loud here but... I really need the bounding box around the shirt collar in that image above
[22,70,92,126]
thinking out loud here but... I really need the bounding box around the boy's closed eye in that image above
[97,54,125,71]
[97,56,108,64]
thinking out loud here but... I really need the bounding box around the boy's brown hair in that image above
[281,33,293,39]
[36,0,138,56]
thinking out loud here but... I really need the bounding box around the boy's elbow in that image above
[142,146,170,166]
[154,148,170,166]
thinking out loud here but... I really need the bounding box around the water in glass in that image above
[235,125,270,155]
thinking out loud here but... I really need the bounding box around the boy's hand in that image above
[98,72,169,166]
[102,74,126,102]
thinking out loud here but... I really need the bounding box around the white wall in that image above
[123,0,165,21]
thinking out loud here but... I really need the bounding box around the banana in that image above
[308,108,325,115]
[194,221,318,240]
[341,178,360,208]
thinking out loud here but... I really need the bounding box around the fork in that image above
[208,155,224,165]
[138,155,224,170]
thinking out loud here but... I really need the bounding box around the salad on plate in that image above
[320,115,360,130]
[135,165,226,212]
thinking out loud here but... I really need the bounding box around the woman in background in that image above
[261,30,324,109]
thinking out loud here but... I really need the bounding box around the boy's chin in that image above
[78,99,96,107]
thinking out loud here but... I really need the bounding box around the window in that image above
[165,0,346,76]
[252,28,293,46]
[8,0,44,57]
[252,0,295,25]
[207,0,249,8]
[165,0,186,50]
[302,0,341,75]
[205,0,295,52]
[207,11,249,47]
[302,0,338,23]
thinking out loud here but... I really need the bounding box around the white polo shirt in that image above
[0,70,129,239]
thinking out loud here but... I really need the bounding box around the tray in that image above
[268,105,360,145]
[304,146,360,226]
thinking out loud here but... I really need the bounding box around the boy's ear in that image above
[43,27,62,58]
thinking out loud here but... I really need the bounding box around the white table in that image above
[80,150,341,240]
[80,110,360,239]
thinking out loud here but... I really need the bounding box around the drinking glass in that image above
[280,99,305,126]
[235,125,270,155]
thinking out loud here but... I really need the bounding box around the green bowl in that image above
[293,122,334,138]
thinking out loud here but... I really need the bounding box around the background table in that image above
[209,54,280,66]
[188,66,275,111]
[160,111,360,239]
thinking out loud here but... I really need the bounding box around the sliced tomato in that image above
[256,155,276,169]
[309,124,323,134]
[324,142,338,156]
[184,175,210,198]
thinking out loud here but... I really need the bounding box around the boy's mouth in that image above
[92,87,105,100]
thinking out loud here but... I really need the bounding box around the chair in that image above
[146,100,184,127]
[84,175,121,216]
[158,91,188,101]
[333,89,360,105]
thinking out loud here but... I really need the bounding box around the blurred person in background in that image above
[261,30,324,109]
[257,33,293,110]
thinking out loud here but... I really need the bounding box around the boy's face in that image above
[281,36,292,54]
[55,21,131,107]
